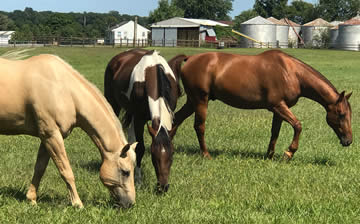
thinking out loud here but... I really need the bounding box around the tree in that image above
[233,9,258,30]
[286,0,316,24]
[315,0,360,21]
[0,13,12,30]
[173,0,233,20]
[148,0,184,24]
[253,0,288,19]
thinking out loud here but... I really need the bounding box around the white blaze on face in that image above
[126,51,176,99]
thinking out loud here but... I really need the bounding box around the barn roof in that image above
[0,31,15,36]
[151,17,228,28]
[303,18,333,27]
[109,21,150,32]
[280,18,300,27]
[342,15,360,25]
[242,16,274,25]
[267,17,288,25]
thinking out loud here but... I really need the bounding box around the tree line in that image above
[0,0,359,41]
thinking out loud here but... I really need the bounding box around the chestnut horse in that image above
[104,49,186,192]
[174,50,352,160]
[0,55,137,208]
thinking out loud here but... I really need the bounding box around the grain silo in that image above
[302,18,333,47]
[329,26,339,48]
[280,18,301,48]
[267,17,289,48]
[240,16,276,48]
[336,15,360,51]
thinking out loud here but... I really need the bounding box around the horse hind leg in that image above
[272,102,302,161]
[193,97,211,159]
[266,113,283,159]
[26,143,50,205]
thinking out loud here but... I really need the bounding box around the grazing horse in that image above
[174,50,352,160]
[104,49,186,192]
[0,55,138,208]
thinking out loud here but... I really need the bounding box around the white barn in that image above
[0,31,15,46]
[106,21,150,45]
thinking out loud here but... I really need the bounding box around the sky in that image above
[1,0,318,19]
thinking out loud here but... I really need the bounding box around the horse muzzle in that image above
[340,137,352,147]
[156,183,170,193]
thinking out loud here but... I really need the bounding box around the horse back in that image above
[181,50,302,109]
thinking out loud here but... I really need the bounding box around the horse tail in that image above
[167,54,188,98]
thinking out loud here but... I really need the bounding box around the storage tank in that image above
[280,18,301,48]
[267,17,289,48]
[329,26,339,48]
[337,16,360,51]
[302,18,333,47]
[240,16,276,48]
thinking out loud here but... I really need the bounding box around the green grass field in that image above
[0,47,359,223]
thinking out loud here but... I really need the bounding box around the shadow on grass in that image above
[79,160,101,173]
[175,145,336,166]
[0,186,65,204]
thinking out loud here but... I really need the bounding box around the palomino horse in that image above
[174,50,352,160]
[0,55,138,208]
[104,49,186,192]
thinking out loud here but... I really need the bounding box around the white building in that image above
[106,21,150,45]
[0,31,15,46]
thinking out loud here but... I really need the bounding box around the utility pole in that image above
[133,16,138,47]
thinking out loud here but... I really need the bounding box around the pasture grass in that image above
[0,46,360,223]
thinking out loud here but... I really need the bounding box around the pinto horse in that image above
[104,49,186,192]
[174,50,352,160]
[0,54,138,208]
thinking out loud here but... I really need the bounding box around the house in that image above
[0,31,15,46]
[106,21,150,45]
[150,17,228,47]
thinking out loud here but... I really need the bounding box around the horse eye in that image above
[121,169,130,177]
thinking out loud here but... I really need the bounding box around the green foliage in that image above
[148,0,184,24]
[173,0,234,20]
[286,0,317,24]
[233,9,259,30]
[253,0,288,18]
[0,47,359,223]
[2,8,148,40]
[316,0,360,21]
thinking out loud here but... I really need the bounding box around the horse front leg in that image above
[26,143,50,205]
[41,130,83,208]
[266,113,283,159]
[272,102,302,161]
[129,117,145,186]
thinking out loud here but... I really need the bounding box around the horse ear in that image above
[147,123,157,139]
[346,92,352,100]
[336,91,345,104]
[120,144,131,158]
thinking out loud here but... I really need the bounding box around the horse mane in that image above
[53,55,128,143]
[285,52,338,93]
[154,127,172,151]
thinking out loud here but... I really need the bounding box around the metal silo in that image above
[337,16,360,51]
[329,27,339,48]
[302,18,333,47]
[240,16,276,48]
[281,18,301,48]
[267,17,289,48]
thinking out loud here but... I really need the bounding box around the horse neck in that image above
[299,65,339,109]
[69,69,127,159]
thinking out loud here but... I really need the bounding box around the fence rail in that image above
[1,36,359,51]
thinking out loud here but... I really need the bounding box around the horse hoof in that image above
[282,151,292,161]
[203,153,212,160]
[29,200,37,206]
